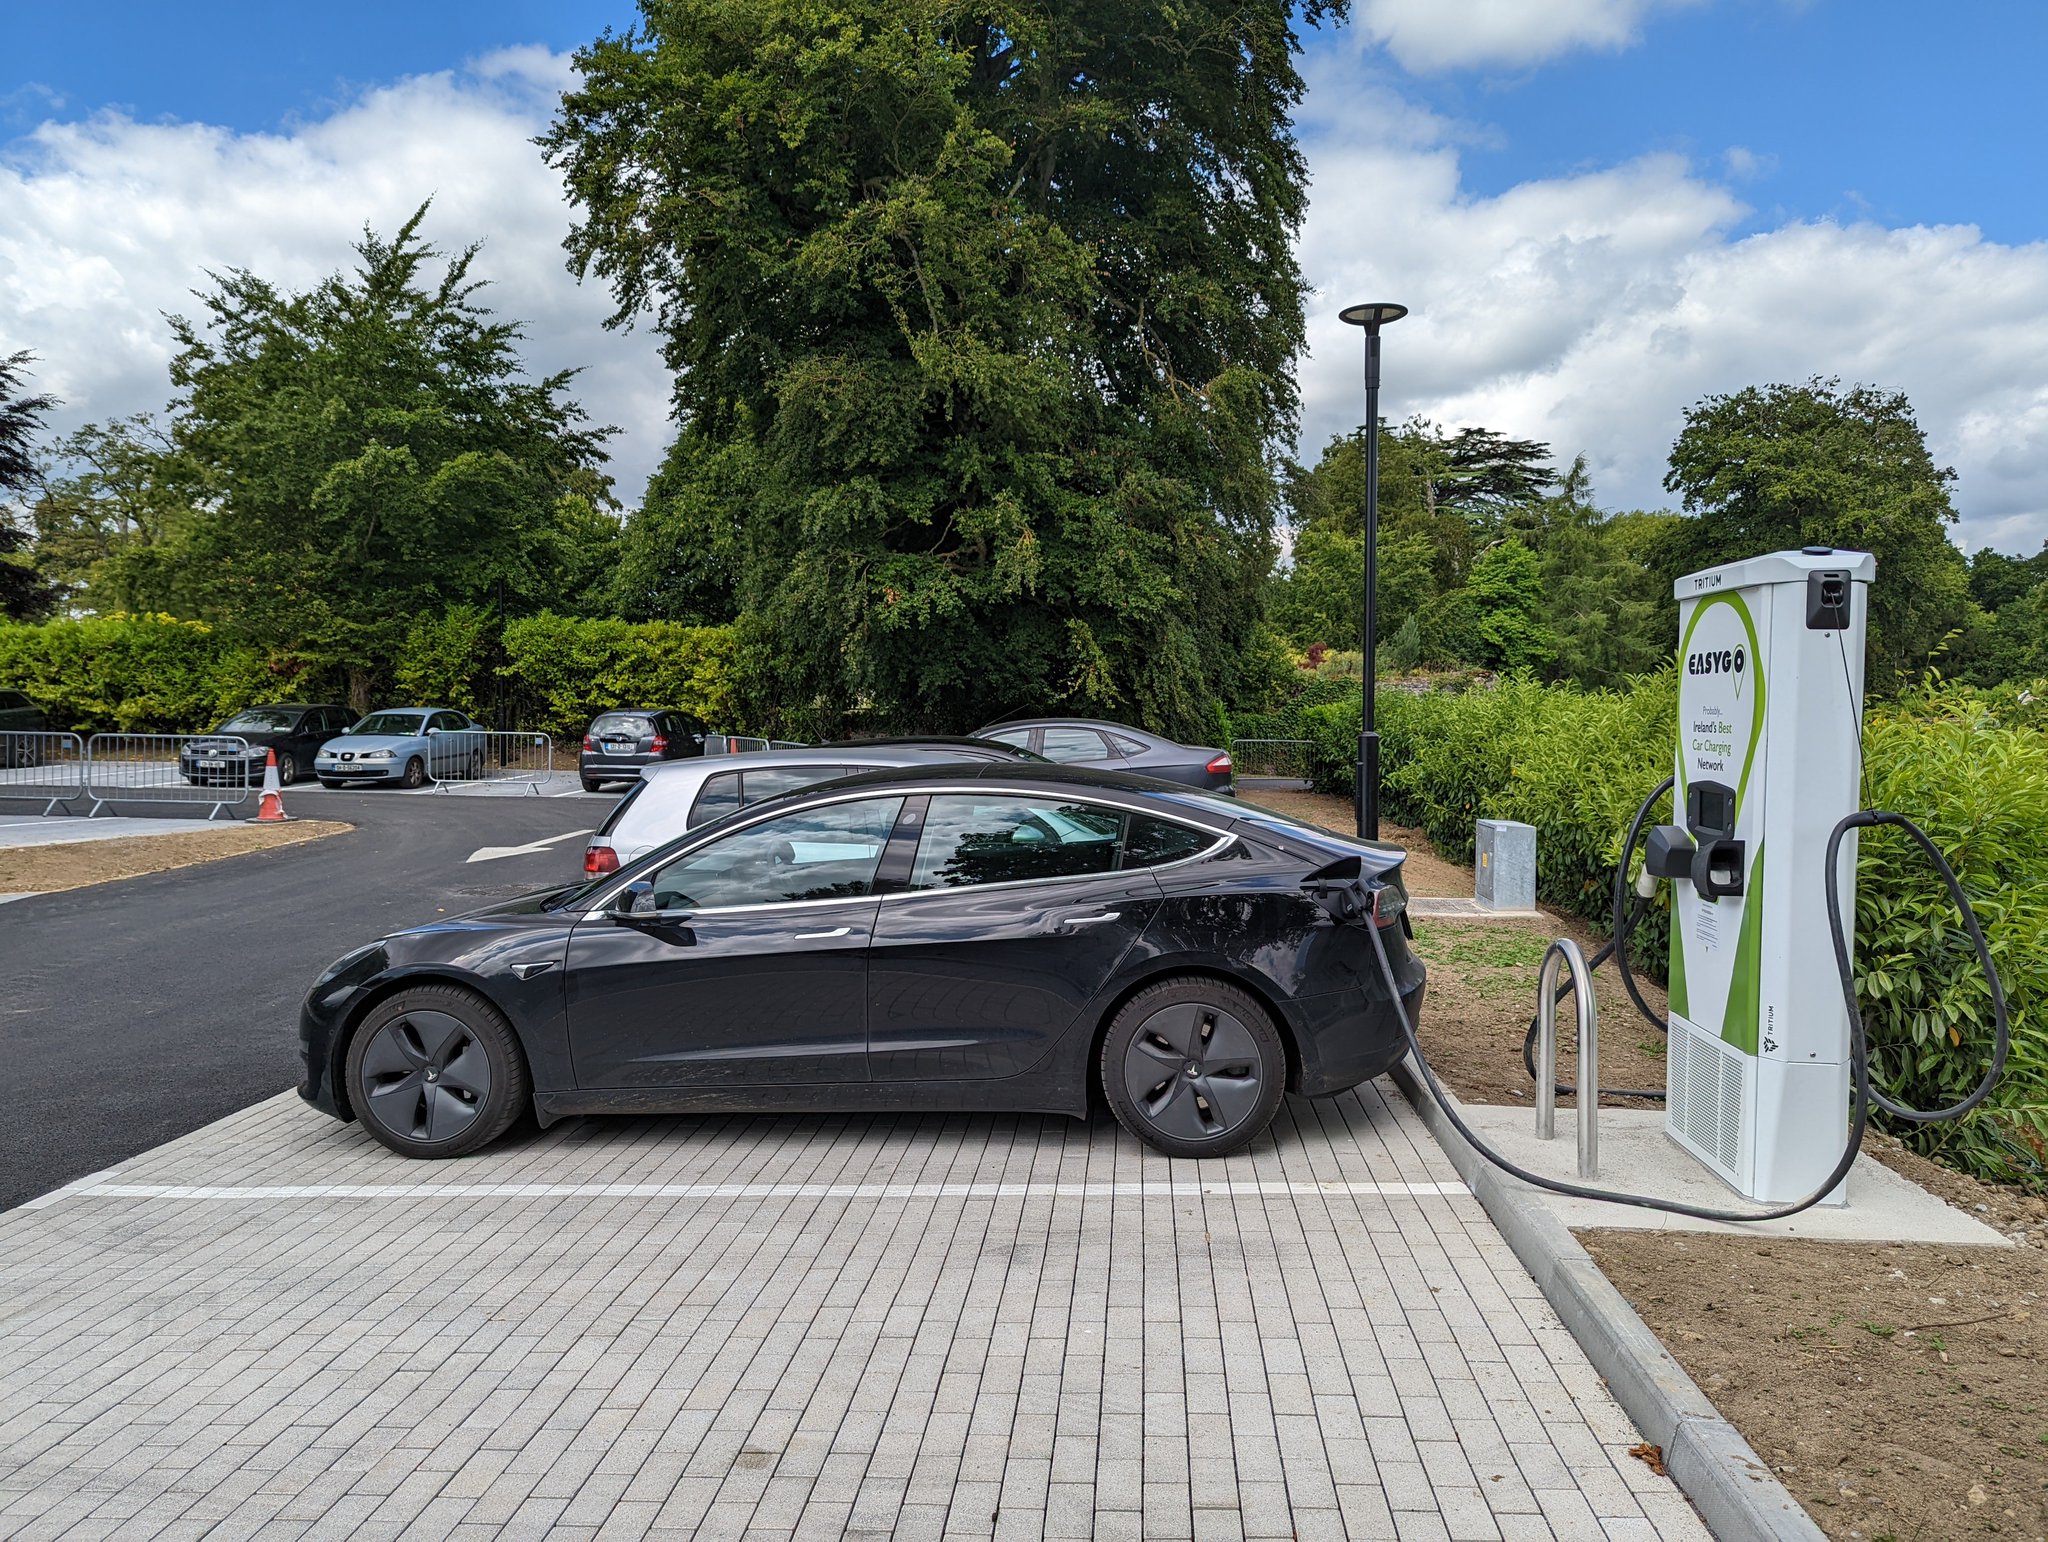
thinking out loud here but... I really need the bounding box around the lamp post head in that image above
[1339,302,1408,331]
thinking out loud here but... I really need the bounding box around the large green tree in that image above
[0,351,57,621]
[28,415,201,616]
[544,0,1339,737]
[1657,378,1970,683]
[163,208,616,706]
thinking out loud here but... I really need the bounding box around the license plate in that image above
[604,741,634,751]
[197,758,225,768]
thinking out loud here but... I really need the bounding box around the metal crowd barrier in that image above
[82,733,255,819]
[428,730,554,795]
[0,731,89,814]
[1229,738,1313,784]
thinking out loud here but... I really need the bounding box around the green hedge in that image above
[496,614,739,738]
[0,614,300,732]
[1,611,743,738]
[1305,673,2047,1185]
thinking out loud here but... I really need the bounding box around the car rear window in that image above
[1123,814,1213,868]
[595,778,652,837]
[591,713,653,737]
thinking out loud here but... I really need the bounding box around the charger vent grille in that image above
[1669,1020,1744,1181]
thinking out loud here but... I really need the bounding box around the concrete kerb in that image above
[1388,1055,1826,1542]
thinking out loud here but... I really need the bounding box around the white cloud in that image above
[1297,90,2048,554]
[0,49,673,503]
[1356,0,1704,72]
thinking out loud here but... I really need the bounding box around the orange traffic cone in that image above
[255,748,291,822]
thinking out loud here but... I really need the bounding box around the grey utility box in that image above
[1475,819,1536,912]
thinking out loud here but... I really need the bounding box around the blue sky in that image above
[5,1,2046,548]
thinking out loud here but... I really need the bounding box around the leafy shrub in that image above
[0,614,307,731]
[394,605,498,719]
[499,613,738,738]
[1308,670,2047,1185]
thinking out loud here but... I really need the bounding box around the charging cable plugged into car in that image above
[1328,548,2013,1225]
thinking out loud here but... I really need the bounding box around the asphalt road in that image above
[0,785,616,1211]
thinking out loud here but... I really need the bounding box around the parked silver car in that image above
[583,742,1035,874]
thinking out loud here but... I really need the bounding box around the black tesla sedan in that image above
[298,764,1426,1160]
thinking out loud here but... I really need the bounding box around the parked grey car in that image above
[584,741,1037,874]
[972,717,1233,792]
[315,708,486,789]
[580,709,709,793]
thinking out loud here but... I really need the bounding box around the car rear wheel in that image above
[345,985,530,1159]
[1101,978,1288,1159]
[401,755,426,789]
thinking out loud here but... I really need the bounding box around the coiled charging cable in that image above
[1370,807,2010,1221]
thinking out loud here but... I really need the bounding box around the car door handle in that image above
[511,960,558,980]
[1058,911,1121,930]
[793,926,856,940]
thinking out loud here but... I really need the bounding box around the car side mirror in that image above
[426,726,441,736]
[609,880,658,920]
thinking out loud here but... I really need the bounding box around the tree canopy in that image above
[145,207,616,705]
[544,0,1341,737]
[0,352,57,621]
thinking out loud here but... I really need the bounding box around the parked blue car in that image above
[314,708,486,790]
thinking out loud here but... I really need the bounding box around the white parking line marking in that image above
[464,829,593,863]
[53,1179,1468,1204]
[20,1167,127,1211]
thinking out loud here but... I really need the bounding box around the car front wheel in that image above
[344,985,530,1158]
[276,752,297,786]
[1101,977,1288,1159]
[401,755,426,789]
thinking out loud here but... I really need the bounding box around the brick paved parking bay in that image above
[1,1088,1708,1541]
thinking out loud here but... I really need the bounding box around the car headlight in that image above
[359,749,395,761]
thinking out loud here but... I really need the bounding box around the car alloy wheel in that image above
[1102,977,1287,1159]
[401,755,426,789]
[276,752,297,786]
[345,986,530,1158]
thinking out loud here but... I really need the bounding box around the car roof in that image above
[826,735,1035,758]
[591,707,692,716]
[637,745,996,782]
[977,716,1157,737]
[236,702,347,712]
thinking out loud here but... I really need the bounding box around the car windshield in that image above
[219,709,299,732]
[348,712,427,736]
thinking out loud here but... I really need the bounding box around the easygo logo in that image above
[1687,646,1746,677]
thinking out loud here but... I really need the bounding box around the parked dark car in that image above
[179,703,354,787]
[299,764,1425,1162]
[580,709,709,792]
[972,717,1234,791]
[824,736,1047,761]
[0,689,49,767]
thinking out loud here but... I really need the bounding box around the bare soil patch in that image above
[0,821,350,894]
[1587,1225,2048,1541]
[1236,787,1470,898]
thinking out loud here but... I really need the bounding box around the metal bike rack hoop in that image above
[1534,937,1600,1178]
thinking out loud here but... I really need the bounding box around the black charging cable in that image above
[1375,806,2011,1221]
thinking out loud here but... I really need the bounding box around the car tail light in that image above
[1206,753,1232,775]
[584,845,619,876]
[582,735,596,752]
[649,735,667,754]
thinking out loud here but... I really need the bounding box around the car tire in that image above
[318,778,343,790]
[580,777,605,794]
[276,752,297,786]
[344,985,531,1159]
[1100,977,1288,1159]
[401,755,427,789]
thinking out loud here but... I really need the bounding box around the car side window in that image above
[984,727,1033,751]
[1108,732,1149,757]
[644,796,905,910]
[688,771,742,828]
[1039,727,1113,763]
[1123,814,1214,869]
[907,796,1123,891]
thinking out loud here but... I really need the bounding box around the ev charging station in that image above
[1651,548,1875,1204]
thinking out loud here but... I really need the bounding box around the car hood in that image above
[320,733,425,754]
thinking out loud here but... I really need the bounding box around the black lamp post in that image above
[1337,301,1407,840]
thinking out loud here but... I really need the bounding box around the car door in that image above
[565,793,905,1088]
[865,792,1165,1082]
